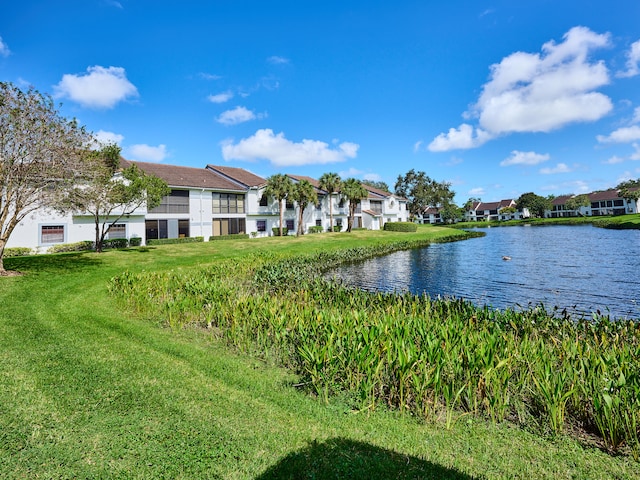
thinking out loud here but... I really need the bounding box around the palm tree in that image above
[318,172,342,232]
[341,178,369,232]
[264,174,293,236]
[290,179,318,236]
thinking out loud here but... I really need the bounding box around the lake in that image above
[329,225,640,320]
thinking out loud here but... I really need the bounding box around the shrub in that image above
[147,236,204,246]
[209,234,250,241]
[332,226,342,232]
[102,238,129,249]
[48,241,94,253]
[129,237,142,247]
[272,227,289,236]
[309,226,323,234]
[383,222,418,232]
[4,247,32,257]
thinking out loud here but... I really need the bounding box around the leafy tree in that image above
[500,206,517,214]
[395,169,455,219]
[340,178,368,232]
[264,173,293,236]
[0,82,91,274]
[362,179,390,193]
[516,192,552,218]
[58,145,169,252]
[318,172,342,231]
[464,197,481,211]
[617,178,640,203]
[440,204,464,224]
[565,194,590,215]
[290,179,318,236]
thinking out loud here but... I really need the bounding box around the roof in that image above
[588,189,622,202]
[424,207,441,215]
[552,194,574,206]
[121,159,244,191]
[206,165,266,188]
[474,199,515,211]
[362,209,382,217]
[287,174,325,193]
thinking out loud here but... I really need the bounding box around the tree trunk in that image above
[347,204,354,232]
[329,194,334,232]
[297,205,304,236]
[0,238,6,275]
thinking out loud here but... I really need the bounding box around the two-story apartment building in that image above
[546,190,639,218]
[465,199,519,222]
[6,159,409,250]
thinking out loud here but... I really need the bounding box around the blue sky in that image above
[2,1,640,204]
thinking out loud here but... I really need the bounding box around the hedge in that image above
[147,236,204,246]
[4,247,32,257]
[209,234,250,241]
[383,221,418,232]
[272,227,289,236]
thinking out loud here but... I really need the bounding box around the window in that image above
[212,218,246,236]
[286,219,294,231]
[106,223,126,239]
[315,219,322,227]
[614,199,624,207]
[212,193,245,213]
[370,200,383,214]
[257,220,266,232]
[178,219,190,238]
[146,219,168,240]
[150,189,189,214]
[41,225,64,244]
[259,194,268,207]
[286,199,294,210]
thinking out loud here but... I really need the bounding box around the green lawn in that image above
[1,226,637,479]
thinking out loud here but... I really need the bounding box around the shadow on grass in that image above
[256,438,479,480]
[4,251,103,275]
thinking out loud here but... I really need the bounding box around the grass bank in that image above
[453,213,640,229]
[1,226,637,479]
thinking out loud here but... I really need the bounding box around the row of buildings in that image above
[420,190,639,224]
[8,160,409,251]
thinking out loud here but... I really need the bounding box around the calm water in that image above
[329,225,640,320]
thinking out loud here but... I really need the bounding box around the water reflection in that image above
[329,225,640,320]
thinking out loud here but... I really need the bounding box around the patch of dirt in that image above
[0,270,24,277]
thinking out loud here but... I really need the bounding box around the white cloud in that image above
[633,107,640,124]
[126,144,167,162]
[363,173,382,182]
[217,106,264,125]
[267,56,290,65]
[468,187,486,196]
[597,125,640,143]
[339,167,364,178]
[500,150,550,167]
[53,66,138,109]
[208,91,234,104]
[413,140,424,153]
[632,143,640,161]
[617,39,640,78]
[429,27,613,151]
[540,163,571,174]
[94,130,124,146]
[200,73,222,81]
[603,155,626,165]
[0,36,10,57]
[428,124,492,151]
[221,129,359,166]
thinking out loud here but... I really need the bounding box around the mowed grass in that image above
[0,226,636,479]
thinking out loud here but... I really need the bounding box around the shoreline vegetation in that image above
[451,212,640,230]
[2,226,638,478]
